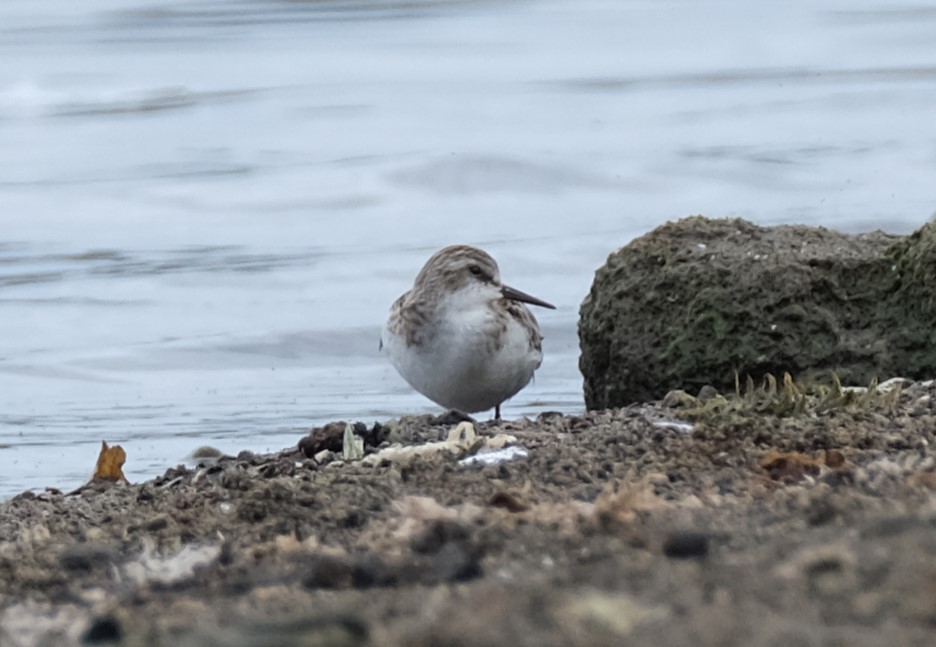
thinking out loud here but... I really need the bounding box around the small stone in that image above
[60,543,116,572]
[351,553,396,588]
[302,553,354,590]
[822,450,846,468]
[488,491,530,513]
[860,515,920,538]
[299,422,347,458]
[136,486,155,502]
[431,541,483,583]
[662,532,710,559]
[338,509,366,529]
[820,467,855,487]
[411,520,470,555]
[309,449,328,463]
[142,515,170,532]
[82,615,122,644]
[697,385,719,402]
[361,422,389,448]
[537,411,565,422]
[805,499,837,526]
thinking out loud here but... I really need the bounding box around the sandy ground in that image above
[2,379,936,646]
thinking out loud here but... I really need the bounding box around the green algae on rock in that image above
[663,373,905,422]
[578,216,936,410]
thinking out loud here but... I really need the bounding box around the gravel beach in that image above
[2,378,935,646]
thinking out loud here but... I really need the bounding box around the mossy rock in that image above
[578,216,936,409]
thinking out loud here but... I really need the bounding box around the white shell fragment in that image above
[459,445,529,467]
[651,419,694,434]
[342,423,365,460]
[360,422,523,468]
[122,538,221,586]
[841,376,909,395]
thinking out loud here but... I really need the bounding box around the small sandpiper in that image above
[380,245,555,420]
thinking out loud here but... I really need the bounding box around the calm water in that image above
[1,0,934,498]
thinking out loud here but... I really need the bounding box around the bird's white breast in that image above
[381,284,542,413]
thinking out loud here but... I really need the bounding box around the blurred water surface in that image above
[1,0,935,498]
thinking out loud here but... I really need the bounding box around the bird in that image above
[380,244,555,420]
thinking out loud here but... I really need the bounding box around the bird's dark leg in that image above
[495,404,502,421]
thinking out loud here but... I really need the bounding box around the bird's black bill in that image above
[501,284,556,309]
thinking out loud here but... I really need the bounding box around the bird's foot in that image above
[431,409,477,426]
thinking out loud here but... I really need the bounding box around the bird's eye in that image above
[468,264,483,277]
